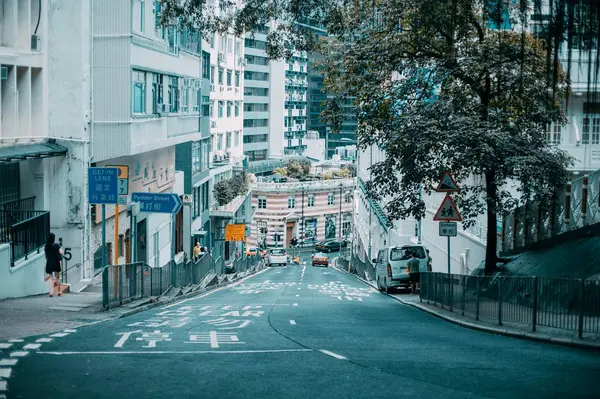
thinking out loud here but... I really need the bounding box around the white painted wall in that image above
[268,59,286,158]
[0,244,48,300]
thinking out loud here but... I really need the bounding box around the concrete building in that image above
[248,178,354,249]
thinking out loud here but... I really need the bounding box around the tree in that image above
[285,159,311,178]
[213,172,249,206]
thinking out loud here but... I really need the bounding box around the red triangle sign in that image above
[433,195,462,222]
[436,171,460,192]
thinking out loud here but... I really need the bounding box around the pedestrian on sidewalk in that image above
[44,232,63,297]
[193,241,201,261]
[407,251,420,294]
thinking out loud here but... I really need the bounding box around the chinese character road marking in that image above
[115,330,172,348]
[128,317,191,328]
[185,332,244,348]
[202,319,251,330]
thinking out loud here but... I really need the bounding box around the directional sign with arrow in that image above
[132,192,183,214]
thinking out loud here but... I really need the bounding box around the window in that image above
[243,119,269,128]
[168,76,179,112]
[244,71,269,81]
[227,70,232,87]
[245,149,268,161]
[220,35,226,52]
[227,37,233,53]
[289,63,293,71]
[234,131,240,146]
[132,70,146,113]
[244,87,269,96]
[235,39,241,56]
[545,123,561,145]
[209,101,214,117]
[153,1,164,39]
[244,103,268,112]
[210,33,215,48]
[181,29,200,54]
[227,101,232,117]
[202,52,210,79]
[167,26,178,53]
[342,220,351,237]
[135,0,145,32]
[226,132,232,148]
[181,79,190,112]
[192,142,200,174]
[218,101,224,118]
[583,117,600,145]
[210,66,215,84]
[258,197,267,209]
[345,191,352,203]
[300,65,304,73]
[245,55,269,66]
[218,68,224,85]
[288,196,296,209]
[243,134,269,143]
[244,38,268,50]
[234,101,240,117]
[152,73,163,114]
[328,193,335,205]
[308,195,315,207]
[217,134,223,150]
[235,72,240,87]
[201,96,210,116]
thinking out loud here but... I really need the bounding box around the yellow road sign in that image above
[225,224,246,242]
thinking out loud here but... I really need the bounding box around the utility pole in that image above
[301,185,305,244]
[338,183,343,239]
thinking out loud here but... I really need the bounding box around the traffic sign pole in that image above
[102,205,106,269]
[447,236,451,274]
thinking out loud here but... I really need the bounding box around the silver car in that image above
[267,248,288,266]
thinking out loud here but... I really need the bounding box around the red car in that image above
[311,253,329,267]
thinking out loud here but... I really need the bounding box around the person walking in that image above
[407,251,421,294]
[44,233,62,297]
[193,242,201,261]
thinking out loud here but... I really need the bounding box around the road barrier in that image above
[101,253,262,309]
[420,272,600,338]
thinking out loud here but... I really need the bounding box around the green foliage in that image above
[213,171,249,206]
[284,159,312,179]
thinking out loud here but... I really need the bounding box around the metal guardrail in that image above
[101,254,262,309]
[420,272,600,338]
[0,209,50,266]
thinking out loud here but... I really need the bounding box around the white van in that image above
[375,245,429,293]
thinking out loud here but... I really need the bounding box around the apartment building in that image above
[248,179,354,249]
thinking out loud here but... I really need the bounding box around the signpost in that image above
[434,171,462,274]
[107,165,129,266]
[132,192,183,258]
[88,167,119,270]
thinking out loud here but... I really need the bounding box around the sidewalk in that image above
[331,258,600,351]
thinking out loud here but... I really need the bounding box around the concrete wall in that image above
[0,244,48,300]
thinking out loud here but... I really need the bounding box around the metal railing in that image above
[0,209,50,266]
[102,253,262,309]
[420,272,600,338]
[1,196,36,212]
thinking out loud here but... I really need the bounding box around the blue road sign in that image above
[132,192,183,214]
[88,167,119,204]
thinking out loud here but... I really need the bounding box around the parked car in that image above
[314,239,347,253]
[374,245,428,293]
[311,252,329,267]
[267,248,287,266]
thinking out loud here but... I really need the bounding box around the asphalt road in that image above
[2,253,600,399]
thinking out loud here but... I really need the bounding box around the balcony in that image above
[210,189,251,218]
[0,208,50,266]
[284,145,307,155]
[129,115,200,156]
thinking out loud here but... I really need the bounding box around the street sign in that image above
[182,194,192,205]
[439,222,458,237]
[107,165,129,195]
[132,192,183,214]
[433,195,463,222]
[225,224,245,242]
[436,171,460,192]
[88,167,119,204]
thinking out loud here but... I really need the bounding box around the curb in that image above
[331,259,600,351]
[115,266,268,319]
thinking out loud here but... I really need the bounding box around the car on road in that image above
[246,247,258,256]
[267,248,287,266]
[375,244,429,293]
[311,252,329,267]
[314,239,347,253]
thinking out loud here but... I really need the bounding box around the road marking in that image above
[0,359,17,367]
[293,303,298,307]
[36,338,53,343]
[297,287,301,290]
[38,349,313,355]
[23,344,41,350]
[0,344,12,349]
[7,339,23,343]
[0,368,11,378]
[0,381,6,392]
[49,333,69,338]
[319,349,347,360]
[289,320,296,325]
[295,294,300,297]
[9,352,28,358]
[63,329,77,333]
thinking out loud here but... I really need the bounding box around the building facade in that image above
[248,179,354,249]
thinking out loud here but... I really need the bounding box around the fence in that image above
[0,209,50,266]
[102,253,262,309]
[420,272,600,338]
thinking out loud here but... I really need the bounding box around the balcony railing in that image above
[0,209,50,266]
[1,196,36,212]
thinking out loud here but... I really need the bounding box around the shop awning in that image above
[0,141,68,164]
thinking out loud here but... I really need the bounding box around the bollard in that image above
[532,277,538,332]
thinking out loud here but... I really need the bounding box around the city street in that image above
[2,253,599,399]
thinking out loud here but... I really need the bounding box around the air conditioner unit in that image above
[31,34,41,51]
[1,66,8,80]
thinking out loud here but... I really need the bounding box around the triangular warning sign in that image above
[436,171,460,192]
[433,195,463,222]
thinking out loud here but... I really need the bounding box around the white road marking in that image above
[0,368,11,378]
[297,287,301,290]
[162,267,271,309]
[63,329,77,333]
[36,338,53,343]
[0,344,12,349]
[293,303,298,307]
[9,352,28,358]
[0,359,18,366]
[7,339,23,343]
[295,294,300,297]
[38,349,313,355]
[0,381,6,392]
[319,349,347,360]
[23,344,41,350]
[49,333,69,338]
[289,320,296,325]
